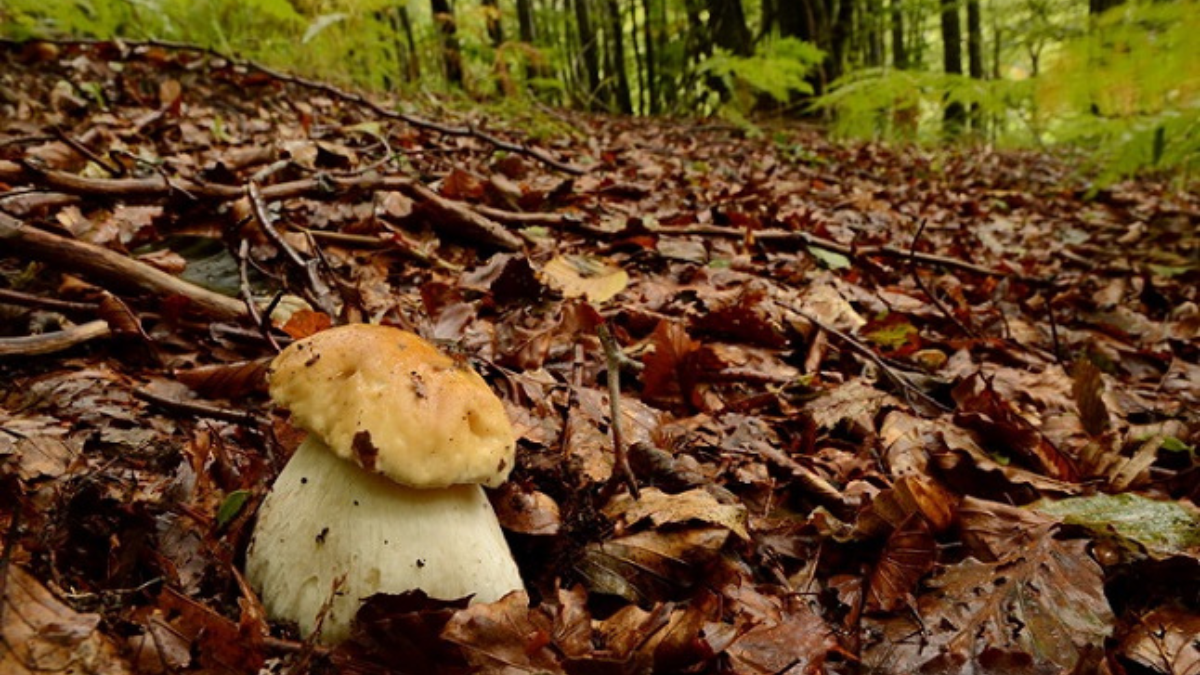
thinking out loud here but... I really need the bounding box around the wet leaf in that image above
[1032,493,1200,556]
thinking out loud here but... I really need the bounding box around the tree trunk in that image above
[1089,0,1122,15]
[778,0,828,93]
[605,0,634,113]
[641,0,660,113]
[966,0,983,131]
[574,0,605,108]
[940,0,965,134]
[829,0,855,84]
[707,0,753,56]
[890,0,907,69]
[482,0,504,47]
[865,0,884,67]
[431,0,464,87]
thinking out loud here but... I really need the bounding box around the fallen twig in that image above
[597,323,640,501]
[907,219,977,339]
[0,320,111,357]
[132,388,261,425]
[246,181,338,316]
[0,212,248,321]
[783,302,950,416]
[0,288,98,314]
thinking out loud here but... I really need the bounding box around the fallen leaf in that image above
[0,565,133,675]
[541,254,629,304]
[604,486,749,540]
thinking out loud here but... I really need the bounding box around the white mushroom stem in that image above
[245,435,524,644]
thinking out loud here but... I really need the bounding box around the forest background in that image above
[1,0,1197,187]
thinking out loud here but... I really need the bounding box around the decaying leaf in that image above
[1,566,133,675]
[1032,493,1200,557]
[605,486,750,540]
[577,527,731,603]
[865,514,937,613]
[1116,606,1200,675]
[864,514,1114,673]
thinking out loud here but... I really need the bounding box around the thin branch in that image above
[597,323,639,501]
[0,212,248,321]
[907,219,977,338]
[0,288,98,314]
[132,388,261,425]
[783,302,950,416]
[245,181,338,317]
[0,320,111,357]
[0,162,524,251]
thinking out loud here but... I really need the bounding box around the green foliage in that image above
[1037,1,1200,182]
[698,37,824,104]
[817,0,1198,185]
[814,68,1034,143]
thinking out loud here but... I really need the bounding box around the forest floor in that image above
[1,40,1198,675]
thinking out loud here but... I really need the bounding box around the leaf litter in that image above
[0,40,1197,674]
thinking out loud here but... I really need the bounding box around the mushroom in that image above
[245,324,523,644]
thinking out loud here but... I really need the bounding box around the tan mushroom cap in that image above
[268,324,515,488]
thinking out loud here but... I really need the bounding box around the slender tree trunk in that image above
[482,0,505,47]
[865,0,884,66]
[940,0,965,134]
[574,0,605,108]
[1089,0,1122,15]
[398,5,420,82]
[643,0,661,113]
[604,0,633,113]
[778,0,828,93]
[829,0,854,83]
[628,0,647,114]
[966,0,983,132]
[890,0,907,69]
[431,0,464,87]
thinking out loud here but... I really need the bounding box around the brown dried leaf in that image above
[1071,359,1111,437]
[641,320,702,407]
[541,254,629,304]
[441,592,562,674]
[725,590,842,675]
[0,412,82,481]
[577,527,730,603]
[864,527,1114,674]
[174,359,271,399]
[281,308,333,339]
[807,379,900,438]
[604,487,749,540]
[952,373,1079,481]
[865,514,937,613]
[1116,606,1200,675]
[958,496,1059,562]
[1,566,133,675]
[856,475,959,539]
[336,591,471,675]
